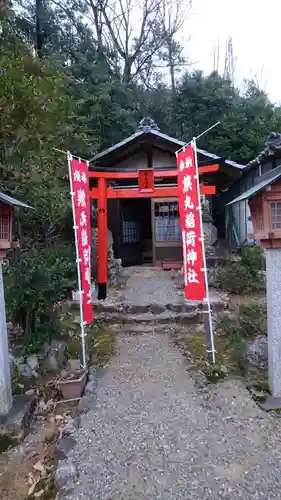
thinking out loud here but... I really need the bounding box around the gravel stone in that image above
[57,268,281,499]
[245,335,268,369]
[61,419,80,437]
[77,396,95,414]
[84,380,96,396]
[55,459,79,490]
[56,332,281,500]
[55,436,76,460]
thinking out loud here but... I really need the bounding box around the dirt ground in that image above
[0,400,78,500]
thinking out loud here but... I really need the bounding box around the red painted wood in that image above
[198,164,219,174]
[138,169,154,192]
[90,185,215,200]
[97,177,107,284]
[88,164,219,179]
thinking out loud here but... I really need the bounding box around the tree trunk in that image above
[122,59,132,84]
[167,38,176,95]
[35,0,43,58]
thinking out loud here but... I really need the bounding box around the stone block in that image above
[55,459,78,490]
[245,335,268,369]
[61,418,79,438]
[84,380,97,396]
[42,354,59,372]
[202,221,218,247]
[149,304,166,315]
[18,363,33,378]
[43,340,67,372]
[77,395,94,414]
[55,436,76,460]
[66,359,81,373]
[26,355,39,371]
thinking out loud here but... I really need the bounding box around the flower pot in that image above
[57,370,87,399]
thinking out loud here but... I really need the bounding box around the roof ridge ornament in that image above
[247,132,281,169]
[135,117,160,133]
[266,132,281,154]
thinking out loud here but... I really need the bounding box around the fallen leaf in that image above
[33,460,45,473]
[28,482,36,496]
[34,489,45,498]
[27,472,34,485]
[55,415,64,421]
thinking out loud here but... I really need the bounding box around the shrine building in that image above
[89,118,245,271]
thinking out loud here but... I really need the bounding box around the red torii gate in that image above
[89,164,218,299]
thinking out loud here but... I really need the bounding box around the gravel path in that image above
[122,267,180,305]
[58,332,281,500]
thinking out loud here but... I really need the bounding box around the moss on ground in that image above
[87,320,116,366]
[64,307,116,366]
[179,331,238,383]
[178,304,269,396]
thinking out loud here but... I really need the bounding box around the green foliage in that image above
[1,1,280,354]
[88,320,116,365]
[4,245,77,340]
[239,302,267,338]
[11,364,21,393]
[214,245,264,294]
[67,336,81,359]
[217,302,267,361]
[241,245,265,277]
[214,262,259,294]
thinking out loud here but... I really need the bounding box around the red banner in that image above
[176,145,206,301]
[70,159,93,324]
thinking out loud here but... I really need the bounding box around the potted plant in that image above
[57,369,87,399]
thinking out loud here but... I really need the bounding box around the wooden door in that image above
[151,198,182,264]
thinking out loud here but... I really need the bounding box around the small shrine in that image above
[0,191,31,415]
[228,164,281,402]
[89,118,243,298]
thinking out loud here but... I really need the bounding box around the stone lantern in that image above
[0,191,31,415]
[228,166,281,403]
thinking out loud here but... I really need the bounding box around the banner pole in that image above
[175,121,221,155]
[67,152,87,370]
[192,139,216,364]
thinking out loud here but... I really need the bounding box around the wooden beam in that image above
[198,164,219,174]
[90,185,216,200]
[88,164,219,180]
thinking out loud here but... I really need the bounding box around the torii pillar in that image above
[97,177,108,300]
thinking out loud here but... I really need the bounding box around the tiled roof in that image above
[0,191,32,209]
[90,117,245,170]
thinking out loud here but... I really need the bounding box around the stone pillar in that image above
[266,249,281,397]
[0,261,12,415]
[201,197,217,255]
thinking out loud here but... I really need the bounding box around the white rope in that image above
[175,122,221,155]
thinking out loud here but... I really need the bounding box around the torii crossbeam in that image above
[89,164,218,299]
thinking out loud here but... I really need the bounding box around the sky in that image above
[185,0,280,103]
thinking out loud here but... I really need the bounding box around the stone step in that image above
[95,311,201,325]
[110,323,195,335]
[92,298,225,316]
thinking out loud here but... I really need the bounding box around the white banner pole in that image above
[192,139,216,364]
[67,152,87,370]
